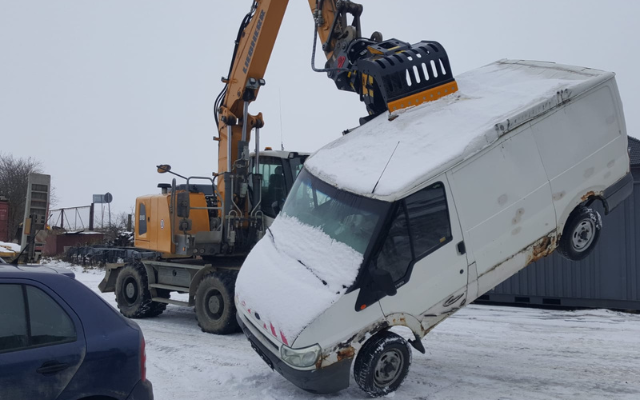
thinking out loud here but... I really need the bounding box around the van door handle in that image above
[36,361,69,375]
[457,241,466,255]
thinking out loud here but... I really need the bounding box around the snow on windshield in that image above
[235,213,364,341]
[283,169,382,254]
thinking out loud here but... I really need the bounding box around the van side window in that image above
[376,204,413,282]
[405,182,452,257]
[138,203,147,235]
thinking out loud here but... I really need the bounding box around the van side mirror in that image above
[371,269,397,297]
[177,192,190,218]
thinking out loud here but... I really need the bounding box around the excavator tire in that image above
[195,270,239,334]
[148,289,170,317]
[115,263,157,318]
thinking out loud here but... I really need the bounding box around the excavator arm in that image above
[215,0,458,219]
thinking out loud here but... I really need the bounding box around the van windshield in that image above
[282,169,389,255]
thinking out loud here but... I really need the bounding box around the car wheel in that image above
[195,271,239,334]
[115,263,155,318]
[354,331,412,397]
[557,206,602,261]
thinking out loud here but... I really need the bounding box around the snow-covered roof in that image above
[305,60,616,201]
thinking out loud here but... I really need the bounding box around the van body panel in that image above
[378,176,468,319]
[451,128,556,278]
[291,290,384,349]
[531,83,630,228]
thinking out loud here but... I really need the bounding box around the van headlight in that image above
[280,344,321,368]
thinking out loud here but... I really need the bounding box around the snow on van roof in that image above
[305,59,615,201]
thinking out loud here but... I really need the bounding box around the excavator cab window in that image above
[138,203,147,235]
[257,157,287,218]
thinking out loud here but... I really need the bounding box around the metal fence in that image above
[48,203,116,231]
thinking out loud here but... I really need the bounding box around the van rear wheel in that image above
[354,331,412,397]
[557,206,601,261]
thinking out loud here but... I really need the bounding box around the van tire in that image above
[195,271,239,334]
[557,206,601,261]
[115,263,155,318]
[354,331,412,397]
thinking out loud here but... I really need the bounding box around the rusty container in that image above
[0,200,9,242]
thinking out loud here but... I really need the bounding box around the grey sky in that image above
[1,0,638,215]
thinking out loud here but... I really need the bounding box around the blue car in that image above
[0,264,153,400]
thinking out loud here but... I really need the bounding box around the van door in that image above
[377,178,468,318]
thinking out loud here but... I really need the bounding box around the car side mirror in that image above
[371,269,397,297]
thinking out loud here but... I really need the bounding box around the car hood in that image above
[235,214,363,345]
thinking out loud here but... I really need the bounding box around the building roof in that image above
[628,137,640,167]
[305,60,615,201]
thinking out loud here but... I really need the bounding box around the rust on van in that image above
[337,347,355,361]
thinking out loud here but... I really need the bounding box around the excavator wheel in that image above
[195,270,239,334]
[115,263,157,318]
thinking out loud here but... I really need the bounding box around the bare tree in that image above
[0,153,43,241]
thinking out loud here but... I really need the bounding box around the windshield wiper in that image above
[297,259,327,286]
[269,227,328,287]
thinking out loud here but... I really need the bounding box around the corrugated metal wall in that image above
[479,168,640,310]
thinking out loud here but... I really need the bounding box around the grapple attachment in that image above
[356,39,458,116]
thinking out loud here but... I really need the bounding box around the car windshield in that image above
[282,168,388,255]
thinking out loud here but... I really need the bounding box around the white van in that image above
[234,60,633,396]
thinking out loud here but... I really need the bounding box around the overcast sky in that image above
[1,0,638,215]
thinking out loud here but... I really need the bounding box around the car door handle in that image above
[36,361,69,375]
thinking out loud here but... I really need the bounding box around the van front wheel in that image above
[557,206,601,261]
[354,331,412,397]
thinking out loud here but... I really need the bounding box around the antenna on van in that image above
[372,141,400,194]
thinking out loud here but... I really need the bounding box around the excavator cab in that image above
[250,150,308,220]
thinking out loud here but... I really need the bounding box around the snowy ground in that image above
[57,261,640,400]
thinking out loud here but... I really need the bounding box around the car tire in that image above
[557,206,602,261]
[354,331,412,397]
[115,263,155,318]
[195,271,239,334]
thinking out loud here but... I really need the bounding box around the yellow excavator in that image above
[99,0,458,334]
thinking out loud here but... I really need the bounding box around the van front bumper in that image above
[604,172,633,213]
[237,313,351,394]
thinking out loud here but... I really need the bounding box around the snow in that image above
[59,260,640,400]
[57,263,640,400]
[235,214,363,342]
[305,60,614,200]
[0,241,20,253]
